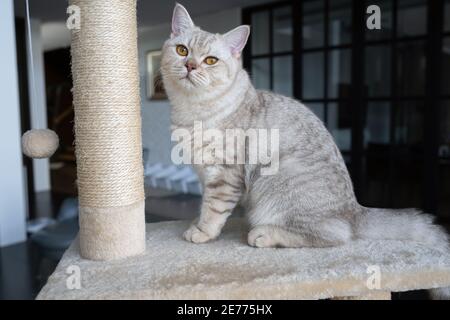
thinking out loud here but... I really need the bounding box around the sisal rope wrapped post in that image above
[70,0,145,260]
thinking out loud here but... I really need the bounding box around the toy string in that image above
[25,0,41,129]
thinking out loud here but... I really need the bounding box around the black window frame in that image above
[243,0,448,217]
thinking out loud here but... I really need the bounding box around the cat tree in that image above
[37,0,450,299]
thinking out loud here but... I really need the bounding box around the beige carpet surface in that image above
[37,219,450,300]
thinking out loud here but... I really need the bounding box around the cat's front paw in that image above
[183,225,215,244]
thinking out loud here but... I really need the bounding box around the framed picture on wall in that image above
[146,50,167,100]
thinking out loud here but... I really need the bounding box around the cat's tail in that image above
[355,207,449,250]
[355,207,450,299]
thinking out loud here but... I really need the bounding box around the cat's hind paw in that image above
[183,225,214,244]
[248,226,277,248]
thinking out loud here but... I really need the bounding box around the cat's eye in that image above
[176,45,188,56]
[204,56,219,65]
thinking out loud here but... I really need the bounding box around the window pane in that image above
[397,0,427,37]
[442,37,450,95]
[327,103,352,152]
[364,102,391,150]
[252,58,270,90]
[303,52,324,99]
[365,45,391,97]
[328,49,351,99]
[439,162,450,218]
[365,0,393,41]
[251,11,270,55]
[307,103,325,121]
[303,0,325,49]
[397,41,426,96]
[440,101,450,148]
[391,158,424,208]
[273,55,293,96]
[439,100,450,217]
[445,0,450,32]
[273,6,292,53]
[329,0,352,46]
[395,101,424,154]
[343,153,351,167]
[362,155,390,207]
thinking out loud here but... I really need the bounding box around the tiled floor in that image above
[0,241,58,299]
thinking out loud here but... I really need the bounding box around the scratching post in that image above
[70,0,145,260]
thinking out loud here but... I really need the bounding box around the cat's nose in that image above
[185,61,197,72]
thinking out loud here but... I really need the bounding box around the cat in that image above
[161,3,449,298]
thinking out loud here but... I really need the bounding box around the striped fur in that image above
[161,4,449,256]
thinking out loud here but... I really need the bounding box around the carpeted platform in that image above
[37,219,450,300]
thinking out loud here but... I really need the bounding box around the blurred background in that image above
[0,0,449,299]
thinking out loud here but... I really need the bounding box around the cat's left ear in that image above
[171,3,195,38]
[223,25,250,58]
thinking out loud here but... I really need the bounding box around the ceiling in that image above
[15,0,279,27]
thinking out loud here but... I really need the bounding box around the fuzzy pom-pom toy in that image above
[22,129,59,159]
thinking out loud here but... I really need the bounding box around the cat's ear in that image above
[171,3,194,38]
[223,25,250,58]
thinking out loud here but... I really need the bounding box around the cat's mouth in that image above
[180,75,195,85]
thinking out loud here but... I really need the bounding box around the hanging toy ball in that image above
[22,129,59,159]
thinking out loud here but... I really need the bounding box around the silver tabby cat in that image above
[161,4,449,270]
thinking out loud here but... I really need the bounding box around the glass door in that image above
[361,0,428,208]
[243,0,449,218]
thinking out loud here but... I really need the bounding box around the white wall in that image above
[0,0,27,246]
[27,19,51,192]
[138,8,241,166]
